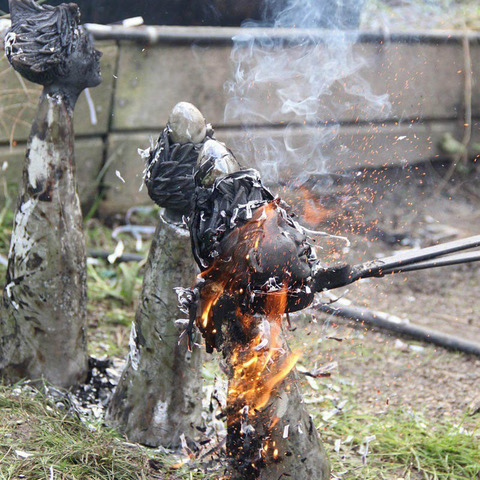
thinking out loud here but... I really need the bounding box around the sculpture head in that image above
[5,0,102,91]
[196,139,241,187]
[142,102,212,217]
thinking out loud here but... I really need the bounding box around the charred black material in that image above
[6,0,102,97]
[186,164,320,352]
[190,169,273,267]
[143,127,214,216]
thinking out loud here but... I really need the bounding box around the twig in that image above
[315,302,480,356]
[436,25,472,194]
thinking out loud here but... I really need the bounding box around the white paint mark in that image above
[128,322,140,371]
[9,198,38,259]
[153,400,169,425]
[46,96,56,126]
[28,137,51,190]
[283,424,289,439]
[2,161,8,171]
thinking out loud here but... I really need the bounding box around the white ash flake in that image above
[107,240,124,264]
[115,170,126,183]
[360,435,377,465]
[15,450,33,459]
[4,31,16,57]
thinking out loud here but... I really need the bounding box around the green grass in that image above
[322,406,480,480]
[0,384,214,480]
[1,382,478,480]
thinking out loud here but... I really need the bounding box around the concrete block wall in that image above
[1,27,479,214]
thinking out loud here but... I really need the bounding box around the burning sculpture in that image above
[180,135,480,478]
[106,103,214,447]
[179,140,332,479]
[0,0,102,387]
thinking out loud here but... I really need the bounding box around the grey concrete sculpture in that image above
[1,0,102,387]
[106,103,213,447]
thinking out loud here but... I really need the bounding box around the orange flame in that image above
[299,187,333,228]
[195,203,302,436]
[228,287,300,417]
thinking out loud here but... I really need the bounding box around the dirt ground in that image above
[285,160,480,423]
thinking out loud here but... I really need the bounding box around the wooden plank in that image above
[216,121,468,177]
[0,138,105,211]
[100,121,472,214]
[113,40,469,131]
[0,40,117,144]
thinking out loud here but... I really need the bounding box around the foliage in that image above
[0,383,213,480]
[323,406,480,480]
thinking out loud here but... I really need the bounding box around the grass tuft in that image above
[322,406,480,480]
[0,383,213,480]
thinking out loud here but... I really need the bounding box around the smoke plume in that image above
[224,0,391,183]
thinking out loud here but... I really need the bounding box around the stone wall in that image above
[1,27,479,214]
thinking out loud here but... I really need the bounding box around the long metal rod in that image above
[380,250,480,274]
[83,23,480,45]
[351,234,480,282]
[316,302,480,356]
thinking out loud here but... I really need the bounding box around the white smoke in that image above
[224,0,391,183]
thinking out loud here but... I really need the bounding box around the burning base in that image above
[177,140,333,478]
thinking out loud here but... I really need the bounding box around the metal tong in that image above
[313,234,480,291]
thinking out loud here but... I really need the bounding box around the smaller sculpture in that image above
[143,102,213,219]
[1,0,102,388]
[106,102,214,447]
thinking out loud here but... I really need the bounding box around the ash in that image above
[68,357,126,419]
[36,357,127,422]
